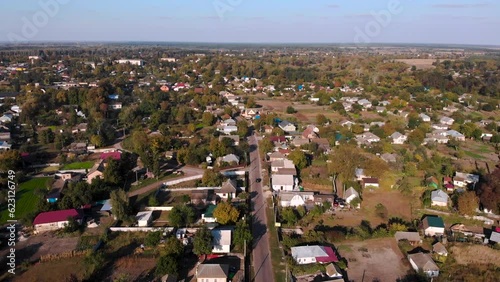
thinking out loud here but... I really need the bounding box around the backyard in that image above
[0,177,51,224]
[61,161,95,170]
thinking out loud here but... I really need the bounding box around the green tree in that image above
[316,114,329,125]
[288,150,308,170]
[168,205,196,227]
[213,201,240,225]
[155,255,179,277]
[286,106,297,114]
[145,231,162,247]
[202,112,216,126]
[281,207,298,225]
[233,220,252,250]
[64,216,79,233]
[193,226,213,256]
[0,150,22,172]
[110,189,130,222]
[259,139,274,156]
[457,191,479,216]
[237,120,249,138]
[202,170,223,186]
[161,236,184,257]
[103,158,123,185]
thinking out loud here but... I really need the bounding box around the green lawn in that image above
[0,177,51,223]
[61,161,95,170]
[463,150,484,160]
[266,198,287,282]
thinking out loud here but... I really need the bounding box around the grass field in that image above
[0,177,51,223]
[266,198,286,282]
[61,161,95,170]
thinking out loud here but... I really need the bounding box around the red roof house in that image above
[100,151,122,161]
[33,209,83,233]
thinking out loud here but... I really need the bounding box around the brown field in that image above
[338,238,410,282]
[14,257,86,282]
[15,233,79,262]
[395,59,437,70]
[109,257,156,281]
[450,245,500,267]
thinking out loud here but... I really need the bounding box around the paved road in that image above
[248,133,274,282]
[127,165,204,198]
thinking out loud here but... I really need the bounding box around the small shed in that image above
[136,211,153,227]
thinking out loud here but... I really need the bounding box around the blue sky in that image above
[1,0,498,45]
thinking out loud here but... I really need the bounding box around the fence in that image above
[163,174,203,186]
[144,206,174,211]
[109,227,172,232]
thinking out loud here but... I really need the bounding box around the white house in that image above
[419,113,431,122]
[407,252,439,278]
[453,172,480,188]
[446,130,465,141]
[280,191,315,207]
[439,116,454,126]
[355,132,380,145]
[216,179,238,200]
[421,216,445,237]
[211,229,231,253]
[33,209,83,234]
[432,242,448,257]
[219,125,238,135]
[109,102,122,110]
[279,121,297,132]
[390,132,407,145]
[272,174,295,191]
[0,141,11,151]
[431,190,449,207]
[196,264,229,282]
[136,211,153,227]
[271,159,295,173]
[344,187,360,208]
[115,59,144,66]
[291,245,338,265]
[221,154,240,164]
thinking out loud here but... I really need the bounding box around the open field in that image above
[450,244,500,266]
[395,59,437,70]
[338,238,410,282]
[61,161,95,170]
[15,232,79,262]
[13,257,86,282]
[0,177,51,224]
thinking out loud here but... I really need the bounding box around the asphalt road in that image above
[248,133,274,282]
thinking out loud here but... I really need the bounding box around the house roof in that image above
[222,154,240,163]
[490,231,500,243]
[291,245,338,263]
[325,263,342,277]
[100,151,122,160]
[272,174,295,186]
[432,242,447,254]
[277,168,297,176]
[33,209,83,225]
[211,229,231,246]
[197,264,229,279]
[269,151,285,159]
[204,204,216,217]
[362,178,379,184]
[395,231,421,242]
[423,216,445,229]
[100,199,112,211]
[136,211,153,221]
[408,252,439,272]
[220,179,237,193]
[431,190,449,203]
[344,187,359,199]
[280,191,315,202]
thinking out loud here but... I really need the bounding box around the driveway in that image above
[248,133,274,282]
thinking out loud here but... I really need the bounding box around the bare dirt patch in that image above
[14,257,86,282]
[15,233,79,262]
[450,245,500,267]
[338,238,410,282]
[110,257,157,281]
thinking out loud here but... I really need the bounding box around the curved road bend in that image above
[248,133,274,282]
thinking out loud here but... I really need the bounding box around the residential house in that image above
[443,176,454,192]
[380,153,397,163]
[280,191,315,207]
[450,224,485,240]
[33,209,83,234]
[196,264,229,282]
[446,130,465,141]
[390,132,407,145]
[453,172,479,188]
[216,179,237,200]
[272,174,296,191]
[344,187,360,207]
[439,117,454,126]
[269,151,286,162]
[221,118,236,127]
[241,108,260,119]
[211,229,231,253]
[485,227,500,244]
[136,211,153,227]
[86,160,105,184]
[419,113,431,122]
[362,178,379,189]
[357,99,372,109]
[100,151,122,161]
[421,216,445,237]
[263,125,273,134]
[291,245,339,265]
[279,121,297,133]
[220,154,240,165]
[160,274,177,282]
[431,190,449,207]
[407,252,439,278]
[269,136,286,146]
[426,177,439,189]
[271,159,295,173]
[376,106,386,113]
[432,242,448,257]
[355,168,367,181]
[219,125,238,135]
[0,141,11,151]
[0,114,12,123]
[355,132,380,145]
[68,142,87,153]
[191,190,217,207]
[340,120,355,128]
[394,232,422,245]
[311,138,332,153]
[302,125,319,139]
[313,194,335,207]
[219,135,239,146]
[72,123,88,134]
[291,137,310,147]
[432,124,449,130]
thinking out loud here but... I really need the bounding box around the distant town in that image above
[0,42,499,282]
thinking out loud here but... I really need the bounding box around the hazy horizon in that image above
[1,0,499,45]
